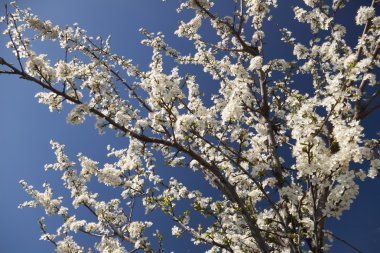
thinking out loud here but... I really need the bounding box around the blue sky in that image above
[0,0,379,252]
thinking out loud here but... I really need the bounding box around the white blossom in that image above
[171,225,182,237]
[355,6,375,25]
[56,236,83,253]
[248,56,263,70]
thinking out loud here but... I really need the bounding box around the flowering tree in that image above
[1,0,379,252]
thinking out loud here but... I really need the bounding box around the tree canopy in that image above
[1,0,380,252]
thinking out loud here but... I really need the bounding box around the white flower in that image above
[372,16,380,27]
[95,237,127,253]
[97,164,122,187]
[332,24,346,39]
[344,54,357,69]
[35,92,63,112]
[368,159,380,178]
[56,236,83,253]
[293,43,308,59]
[294,7,307,23]
[18,180,64,215]
[355,6,375,25]
[127,221,152,239]
[44,140,75,171]
[122,175,144,197]
[248,56,263,70]
[175,114,196,133]
[175,14,202,40]
[56,60,74,81]
[171,225,182,237]
[25,54,56,81]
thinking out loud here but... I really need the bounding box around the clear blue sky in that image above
[0,1,379,252]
